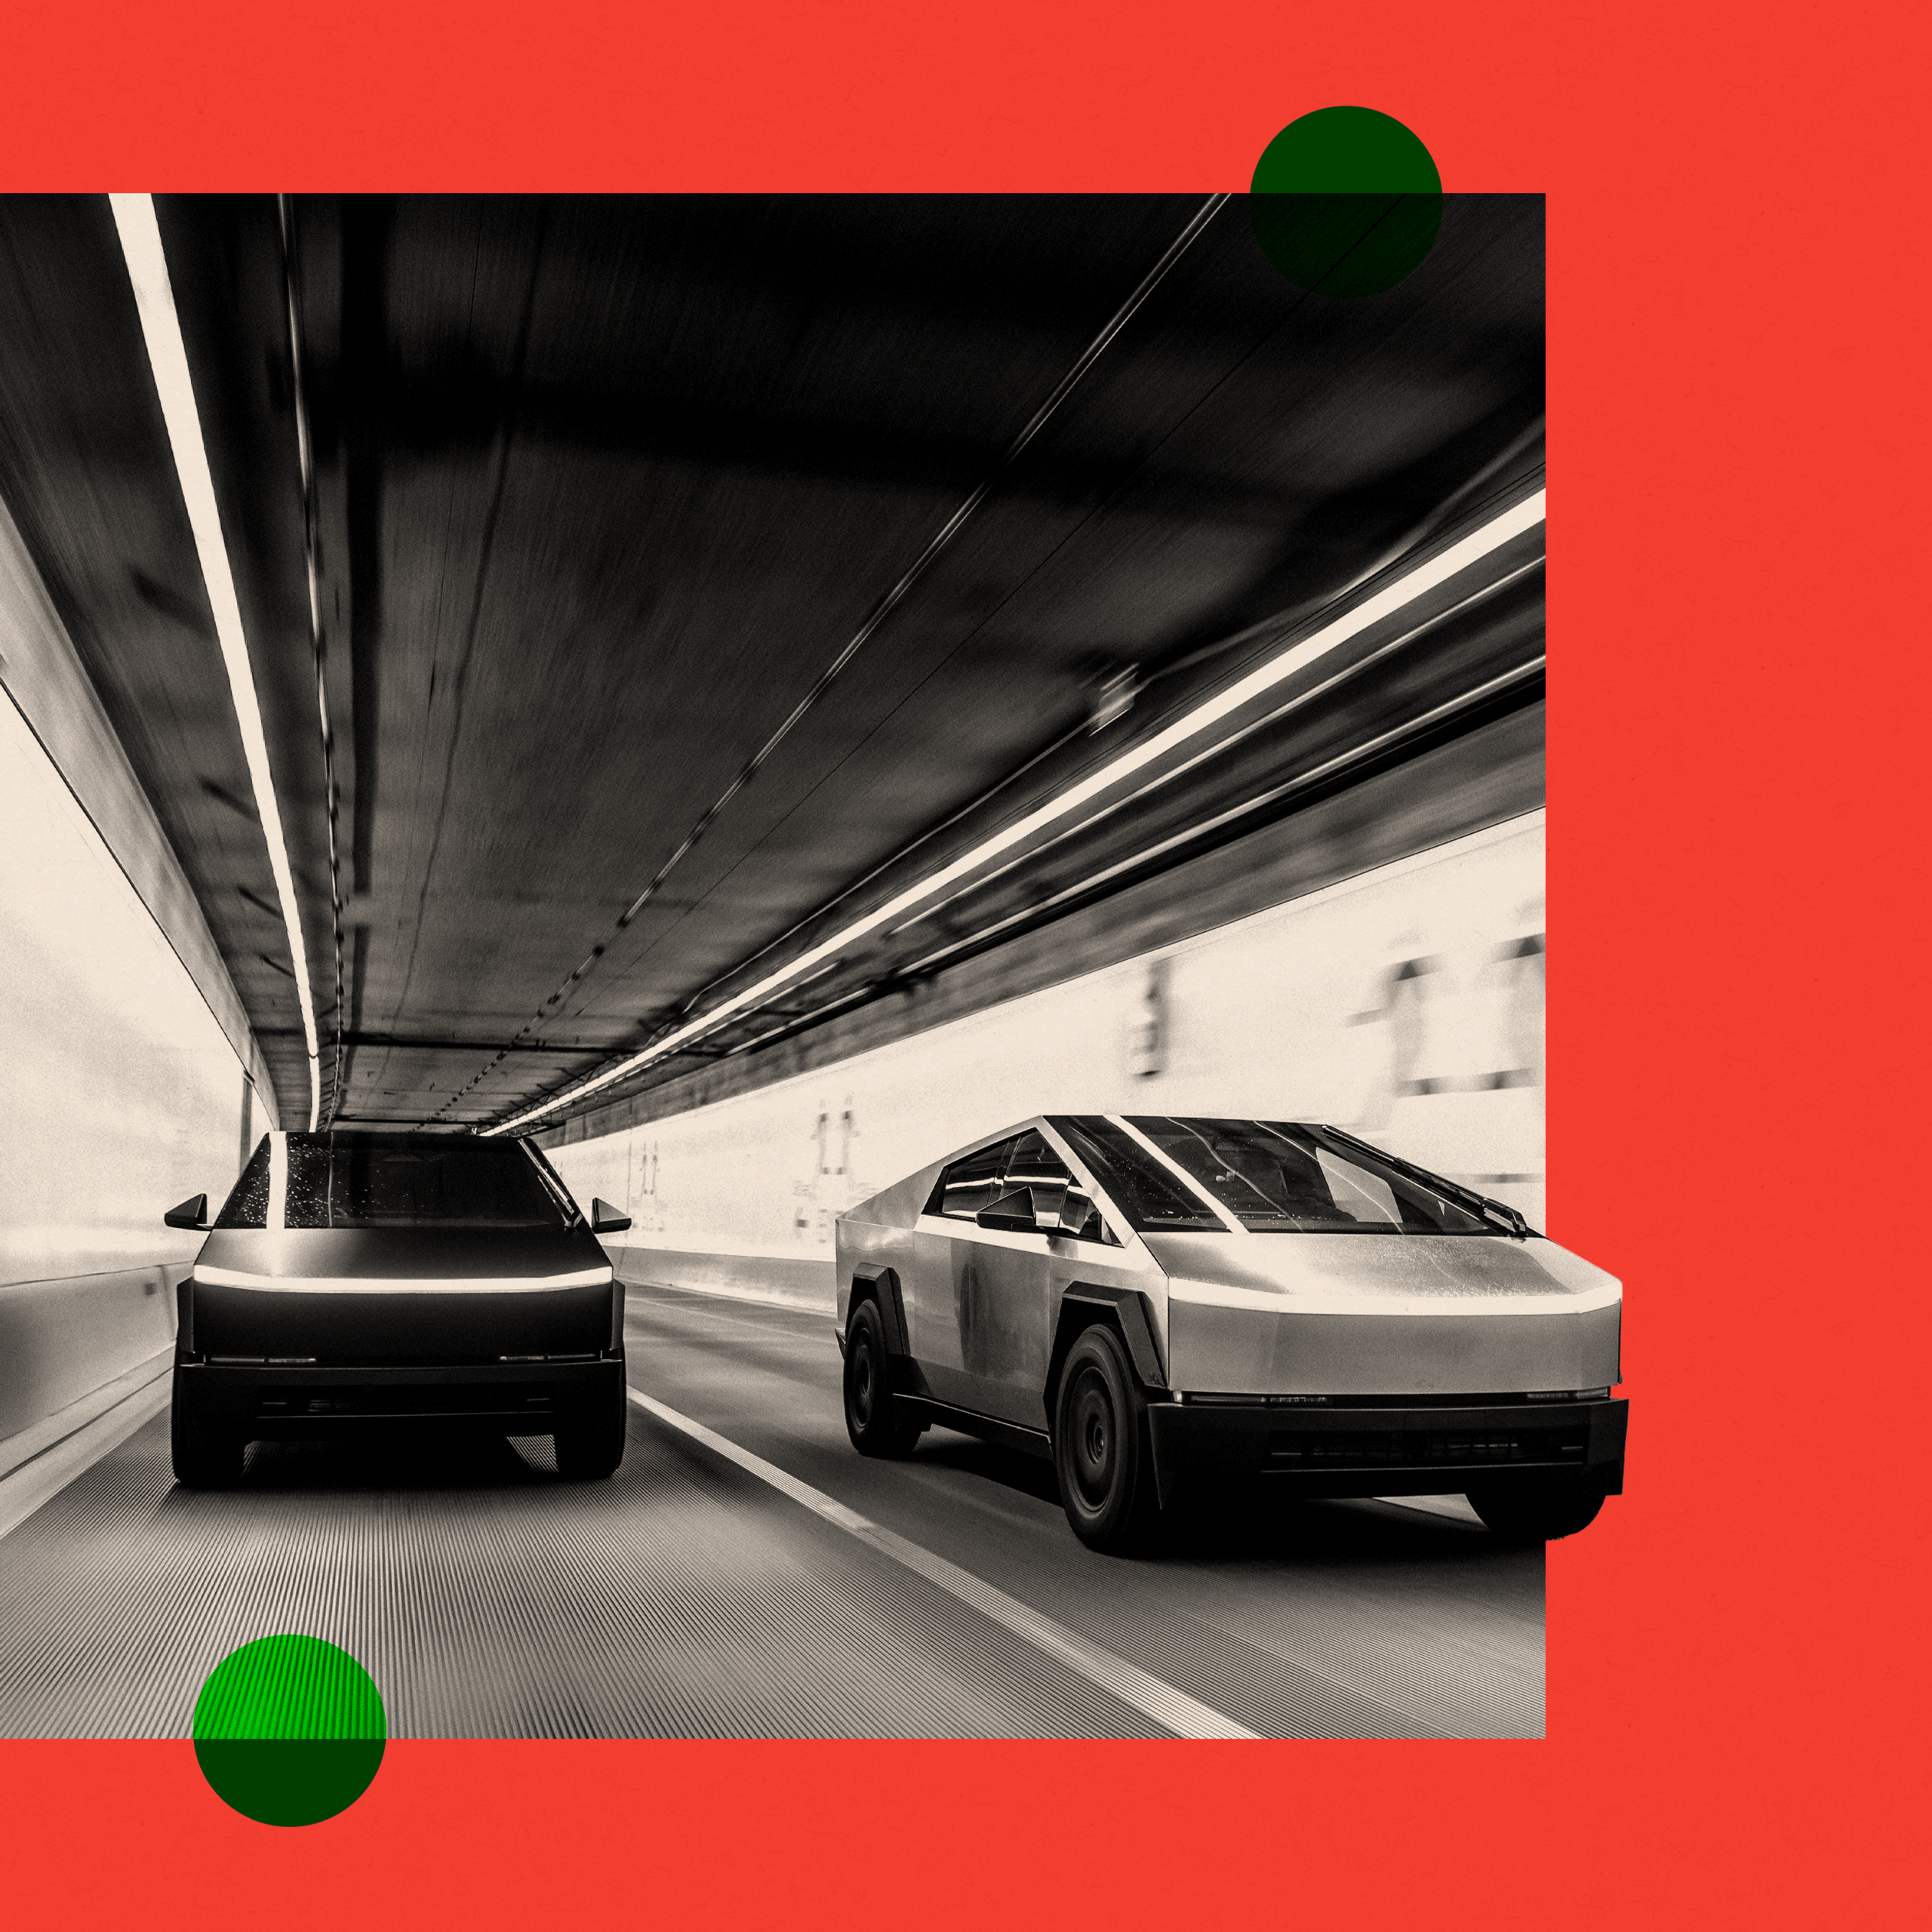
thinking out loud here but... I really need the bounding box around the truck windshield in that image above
[1048,1117,1226,1232]
[214,1134,567,1229]
[1122,1118,1498,1234]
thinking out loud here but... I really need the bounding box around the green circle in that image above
[192,1635,386,1827]
[1249,106,1444,297]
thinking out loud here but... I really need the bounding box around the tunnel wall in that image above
[1,506,266,1461]
[552,811,1544,1315]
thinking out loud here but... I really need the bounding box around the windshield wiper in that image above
[1313,1127,1537,1239]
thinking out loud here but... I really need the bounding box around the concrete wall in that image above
[552,811,1545,1314]
[1,501,264,1458]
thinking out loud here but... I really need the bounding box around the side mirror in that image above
[165,1194,209,1232]
[591,1198,632,1235]
[974,1192,1037,1235]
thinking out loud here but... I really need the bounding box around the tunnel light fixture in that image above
[111,194,321,1130]
[898,654,1546,979]
[488,487,1546,1136]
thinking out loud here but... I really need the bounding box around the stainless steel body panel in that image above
[1149,1230,1620,1396]
[836,1119,1171,1427]
[835,1117,1626,1504]
[924,1217,1162,1427]
[1168,1297,1620,1397]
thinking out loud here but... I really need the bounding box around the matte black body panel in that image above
[180,1358,625,1442]
[187,1281,616,1363]
[894,1394,1054,1463]
[1054,1284,1168,1388]
[848,1263,909,1355]
[1148,1396,1627,1503]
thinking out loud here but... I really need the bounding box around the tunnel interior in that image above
[0,192,1559,1742]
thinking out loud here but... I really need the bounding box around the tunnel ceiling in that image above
[0,193,1544,1133]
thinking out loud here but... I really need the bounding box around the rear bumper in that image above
[175,1356,626,1441]
[1147,1396,1628,1504]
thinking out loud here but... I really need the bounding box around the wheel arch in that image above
[845,1263,909,1355]
[1044,1284,1168,1432]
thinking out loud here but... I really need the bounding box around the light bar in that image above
[489,488,1545,1135]
[112,193,321,1130]
[190,1264,614,1294]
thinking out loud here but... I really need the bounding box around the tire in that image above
[171,1372,243,1488]
[555,1382,627,1481]
[1466,1480,1606,1543]
[842,1300,924,1457]
[1052,1324,1160,1554]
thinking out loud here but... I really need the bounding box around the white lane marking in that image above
[1372,1494,1485,1525]
[626,1386,1258,1740]
[0,1361,172,1543]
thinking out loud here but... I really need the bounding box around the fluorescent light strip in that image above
[490,488,1545,1134]
[898,656,1547,978]
[111,195,321,1130]
[888,553,1547,941]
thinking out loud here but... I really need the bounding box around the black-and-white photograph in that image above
[0,186,1606,1756]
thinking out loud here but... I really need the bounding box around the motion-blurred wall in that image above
[552,813,1544,1313]
[0,500,269,1461]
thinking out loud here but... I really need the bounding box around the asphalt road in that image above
[0,1281,1542,1739]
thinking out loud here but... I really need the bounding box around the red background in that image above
[2,2,1919,1924]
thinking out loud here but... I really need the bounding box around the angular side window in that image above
[212,1136,272,1229]
[923,1137,1021,1221]
[1003,1130,1121,1244]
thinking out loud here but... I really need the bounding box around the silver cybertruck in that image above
[164,1130,632,1487]
[835,1115,1627,1552]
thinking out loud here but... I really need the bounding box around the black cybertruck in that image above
[164,1131,631,1487]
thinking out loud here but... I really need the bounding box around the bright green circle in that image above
[192,1635,386,1826]
[1249,106,1444,297]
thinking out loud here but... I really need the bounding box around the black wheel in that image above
[555,1382,627,1481]
[170,1371,243,1488]
[842,1300,923,1457]
[1052,1325,1160,1554]
[1466,1480,1606,1542]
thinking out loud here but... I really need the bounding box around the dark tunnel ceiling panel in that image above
[0,193,1543,1130]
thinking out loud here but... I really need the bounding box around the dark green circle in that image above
[192,1635,386,1827]
[1249,106,1444,297]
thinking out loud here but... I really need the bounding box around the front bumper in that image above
[1147,1395,1628,1504]
[175,1356,626,1441]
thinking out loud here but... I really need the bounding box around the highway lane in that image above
[0,1280,1542,1740]
[623,1282,1543,1740]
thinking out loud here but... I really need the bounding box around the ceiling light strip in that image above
[898,656,1547,978]
[489,488,1544,1136]
[277,194,346,1129]
[888,551,1548,940]
[111,194,321,1129]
